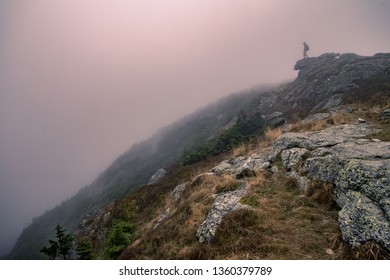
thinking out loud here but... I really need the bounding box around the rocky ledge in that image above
[196,184,249,243]
[196,121,390,250]
[270,123,390,249]
[257,53,390,114]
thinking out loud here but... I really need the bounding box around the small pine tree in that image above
[40,240,59,260]
[104,221,135,259]
[76,241,93,260]
[40,224,74,260]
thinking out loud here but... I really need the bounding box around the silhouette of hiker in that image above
[303,42,310,58]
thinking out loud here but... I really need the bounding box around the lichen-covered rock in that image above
[380,108,390,121]
[211,154,270,178]
[269,124,378,162]
[77,208,112,237]
[281,148,309,170]
[265,111,286,127]
[196,184,249,243]
[271,123,390,249]
[171,183,188,202]
[290,53,390,113]
[147,168,167,185]
[338,191,390,249]
[74,206,113,258]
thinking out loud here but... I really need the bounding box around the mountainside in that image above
[8,53,390,259]
[7,83,272,259]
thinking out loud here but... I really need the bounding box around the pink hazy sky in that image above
[1,0,389,255]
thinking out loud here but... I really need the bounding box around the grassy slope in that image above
[94,104,390,260]
[8,89,267,259]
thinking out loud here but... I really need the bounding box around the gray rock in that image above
[358,118,366,123]
[281,148,309,170]
[270,166,279,174]
[255,53,390,115]
[338,191,390,249]
[271,123,390,249]
[171,183,188,202]
[196,184,249,243]
[74,206,113,259]
[290,53,390,113]
[147,168,167,185]
[269,124,378,162]
[380,108,390,121]
[265,111,286,127]
[211,154,270,178]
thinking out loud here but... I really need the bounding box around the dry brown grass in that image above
[333,238,390,260]
[118,155,390,260]
[191,172,343,259]
[262,127,282,145]
[289,113,350,133]
[116,109,390,260]
[232,142,250,157]
[305,181,338,210]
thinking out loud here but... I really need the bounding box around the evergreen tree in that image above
[40,224,73,260]
[76,241,93,260]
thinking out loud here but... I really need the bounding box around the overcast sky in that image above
[1,0,389,256]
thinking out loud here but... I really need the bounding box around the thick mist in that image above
[1,0,390,256]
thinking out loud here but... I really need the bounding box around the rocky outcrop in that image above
[271,123,390,249]
[77,208,112,237]
[381,108,390,121]
[211,154,270,179]
[265,111,286,127]
[196,184,249,243]
[194,153,271,243]
[74,53,390,258]
[195,152,272,243]
[281,148,309,170]
[147,168,167,185]
[257,53,390,114]
[171,183,188,202]
[74,206,113,256]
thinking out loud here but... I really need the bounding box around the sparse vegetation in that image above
[75,240,93,260]
[111,104,390,260]
[370,125,390,141]
[263,127,282,144]
[40,224,73,260]
[336,241,390,260]
[104,220,136,259]
[214,175,242,194]
[11,56,390,260]
[289,113,350,132]
[180,112,266,165]
[110,157,345,259]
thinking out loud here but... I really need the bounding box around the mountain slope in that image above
[77,109,390,260]
[7,85,272,259]
[8,53,390,259]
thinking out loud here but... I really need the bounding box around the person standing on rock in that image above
[303,42,310,58]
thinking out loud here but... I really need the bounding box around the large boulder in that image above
[211,154,271,178]
[147,168,167,185]
[271,123,390,249]
[265,111,286,127]
[196,184,249,243]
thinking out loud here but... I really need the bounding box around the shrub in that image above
[180,112,266,165]
[76,240,93,260]
[40,224,73,260]
[104,221,136,259]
